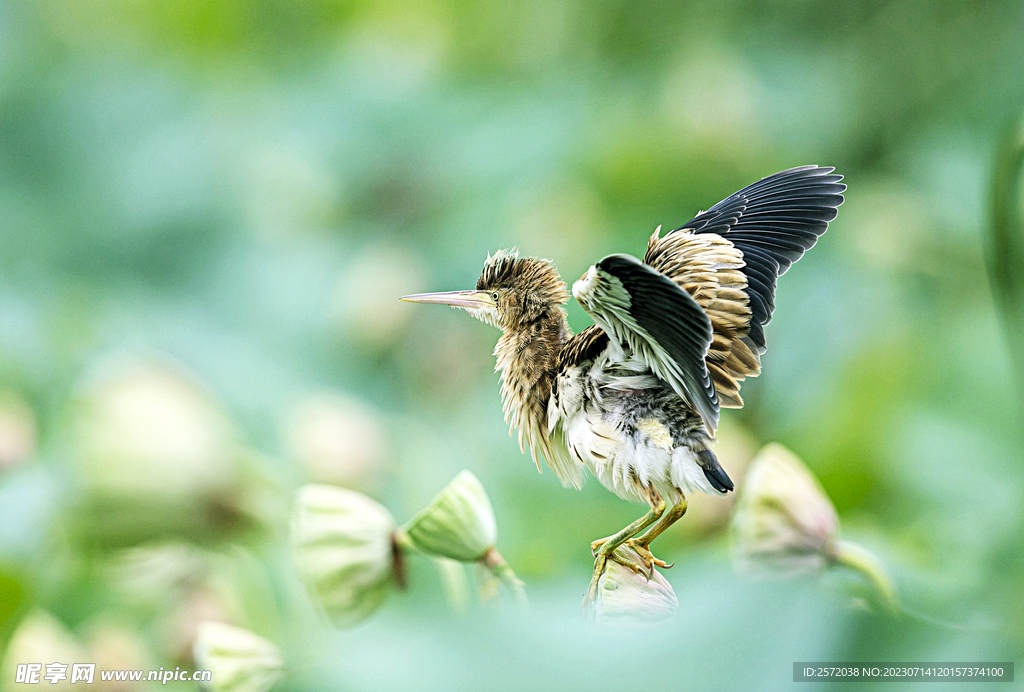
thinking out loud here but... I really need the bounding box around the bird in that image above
[401,165,845,604]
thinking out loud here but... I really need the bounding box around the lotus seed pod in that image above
[403,470,497,562]
[290,484,397,627]
[192,621,284,692]
[730,443,840,575]
[593,551,678,623]
[73,358,237,500]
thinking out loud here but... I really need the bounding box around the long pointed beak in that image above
[400,290,495,309]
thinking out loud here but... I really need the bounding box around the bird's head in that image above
[401,249,568,330]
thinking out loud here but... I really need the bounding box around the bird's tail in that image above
[696,448,734,493]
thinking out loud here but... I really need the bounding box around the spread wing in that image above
[645,165,845,408]
[572,253,720,433]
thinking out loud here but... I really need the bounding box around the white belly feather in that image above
[546,352,724,503]
[559,405,719,504]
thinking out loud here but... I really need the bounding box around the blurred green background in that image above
[2,0,1024,689]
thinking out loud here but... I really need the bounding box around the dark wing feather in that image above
[557,324,610,371]
[645,165,844,408]
[573,253,719,433]
[673,165,845,353]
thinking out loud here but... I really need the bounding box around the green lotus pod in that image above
[403,470,497,562]
[73,358,238,500]
[593,550,678,623]
[68,357,267,547]
[192,621,284,692]
[730,443,898,612]
[730,443,840,575]
[290,484,397,627]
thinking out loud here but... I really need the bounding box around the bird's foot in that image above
[623,538,672,576]
[582,544,646,608]
[591,536,648,564]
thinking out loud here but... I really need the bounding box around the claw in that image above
[582,544,655,609]
[623,538,671,574]
[583,543,647,608]
[608,547,645,574]
[582,496,677,611]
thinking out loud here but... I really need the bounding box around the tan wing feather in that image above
[644,227,761,408]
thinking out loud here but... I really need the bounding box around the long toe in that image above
[649,554,671,569]
[626,540,671,571]
[582,555,608,608]
[582,551,643,612]
[607,547,647,575]
[590,536,611,556]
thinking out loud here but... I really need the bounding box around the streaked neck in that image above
[494,309,571,461]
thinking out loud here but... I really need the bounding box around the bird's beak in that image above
[400,290,495,309]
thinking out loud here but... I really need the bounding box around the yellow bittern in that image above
[402,166,845,603]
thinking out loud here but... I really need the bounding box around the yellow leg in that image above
[583,489,665,606]
[627,497,688,571]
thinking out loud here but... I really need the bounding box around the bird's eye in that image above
[491,291,499,302]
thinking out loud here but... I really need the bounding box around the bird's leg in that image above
[626,497,688,571]
[583,488,665,605]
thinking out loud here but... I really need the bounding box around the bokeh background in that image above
[2,0,1024,690]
